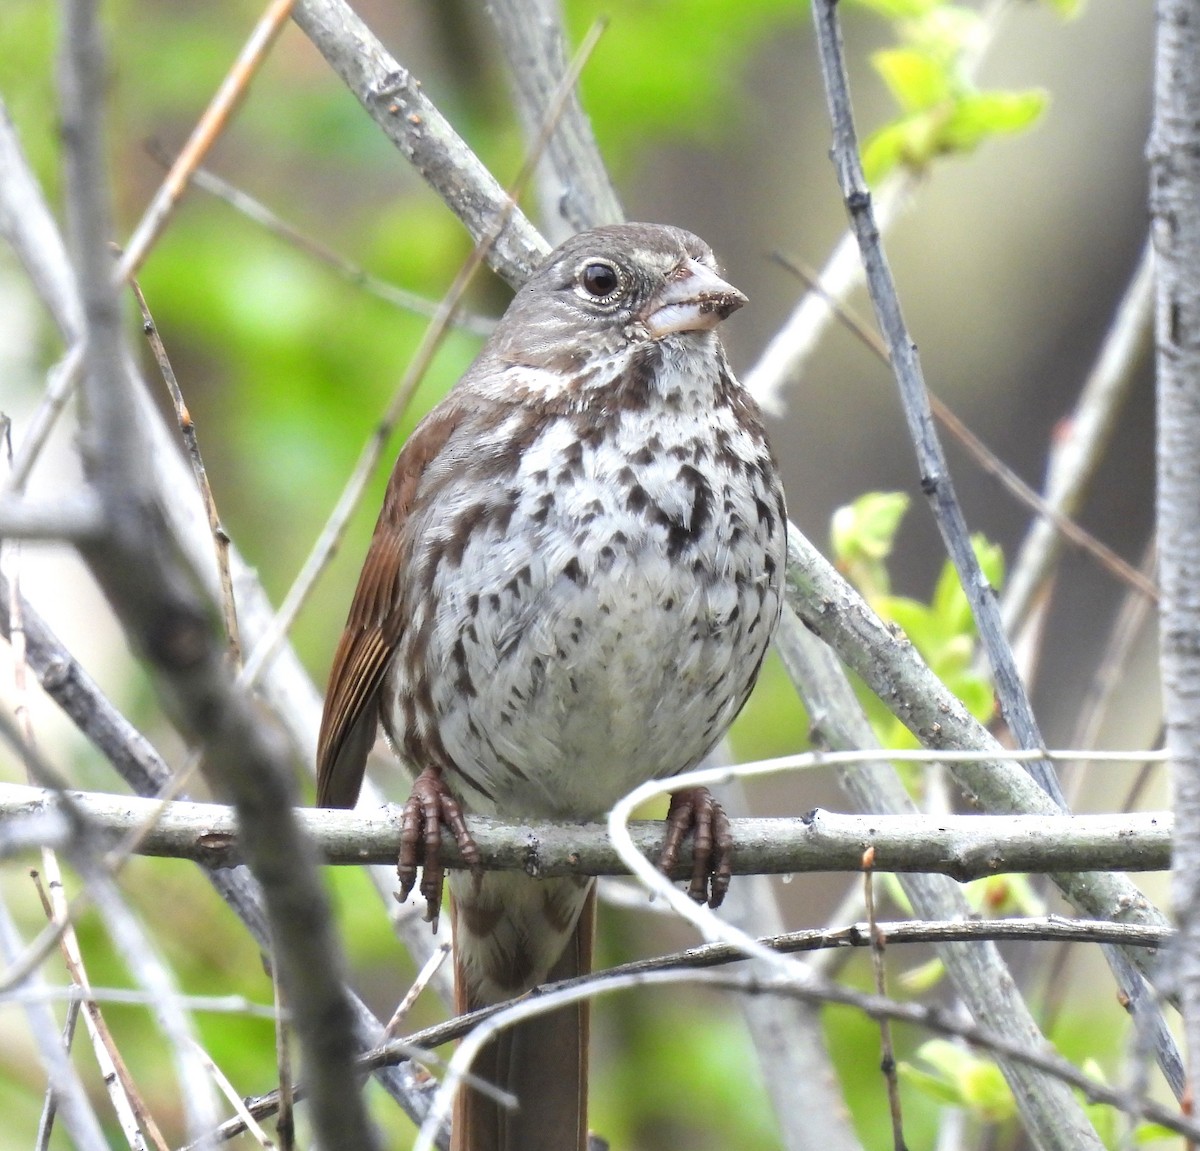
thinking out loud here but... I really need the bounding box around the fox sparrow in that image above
[316,222,786,1151]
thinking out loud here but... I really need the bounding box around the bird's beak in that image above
[643,259,748,339]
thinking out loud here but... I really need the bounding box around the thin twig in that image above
[0,493,105,541]
[0,572,442,1131]
[784,526,1174,971]
[118,0,298,281]
[770,252,1156,602]
[411,960,1193,1151]
[129,277,242,663]
[0,714,218,1139]
[31,869,167,1151]
[33,996,80,1151]
[0,893,109,1151]
[6,429,156,1150]
[239,18,607,689]
[0,96,84,490]
[1003,240,1156,636]
[271,955,294,1151]
[746,0,1013,416]
[61,0,380,1127]
[1069,536,1161,772]
[190,1038,277,1149]
[0,70,444,1137]
[142,144,496,338]
[486,0,621,239]
[863,857,908,1151]
[7,349,84,494]
[810,0,1063,805]
[784,525,1184,1099]
[0,985,281,1017]
[776,603,1111,1141]
[291,0,549,288]
[713,765,861,1151]
[5,458,93,1151]
[795,62,1177,1108]
[179,912,1175,1146]
[793,50,1177,1103]
[611,740,1111,1151]
[385,941,452,1039]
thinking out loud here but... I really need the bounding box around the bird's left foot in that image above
[659,787,733,908]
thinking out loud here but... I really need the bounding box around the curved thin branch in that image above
[196,913,1174,1147]
[413,960,1193,1151]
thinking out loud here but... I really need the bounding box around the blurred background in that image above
[0,1,1162,1148]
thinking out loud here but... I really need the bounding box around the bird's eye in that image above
[579,261,621,299]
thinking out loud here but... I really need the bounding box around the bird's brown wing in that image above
[315,402,469,808]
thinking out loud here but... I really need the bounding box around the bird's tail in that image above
[449,871,595,1151]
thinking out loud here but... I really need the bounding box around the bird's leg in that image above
[659,787,734,908]
[397,766,480,929]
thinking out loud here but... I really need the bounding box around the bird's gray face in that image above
[493,223,747,372]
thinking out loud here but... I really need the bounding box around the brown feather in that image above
[451,884,594,1151]
[315,400,470,808]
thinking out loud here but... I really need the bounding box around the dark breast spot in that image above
[531,491,555,526]
[562,556,586,585]
[443,503,487,567]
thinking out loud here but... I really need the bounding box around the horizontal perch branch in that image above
[0,783,1170,882]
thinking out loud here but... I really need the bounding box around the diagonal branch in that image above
[57,1,380,1145]
[485,0,622,239]
[291,0,549,287]
[809,0,1063,806]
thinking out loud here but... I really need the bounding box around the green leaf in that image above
[941,89,1049,152]
[931,533,1005,637]
[1133,1123,1178,1145]
[953,677,996,724]
[848,0,942,17]
[898,955,945,992]
[831,491,911,600]
[863,112,942,180]
[915,1038,969,1080]
[831,492,911,561]
[872,595,930,643]
[902,5,983,61]
[898,1063,965,1106]
[1041,0,1085,15]
[964,873,1047,917]
[909,1040,1017,1122]
[872,48,952,113]
[835,501,1002,743]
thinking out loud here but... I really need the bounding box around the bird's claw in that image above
[658,787,733,908]
[397,767,480,930]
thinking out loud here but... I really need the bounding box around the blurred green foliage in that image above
[830,490,1000,751]
[849,0,1048,180]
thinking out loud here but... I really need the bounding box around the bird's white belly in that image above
[405,406,782,820]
